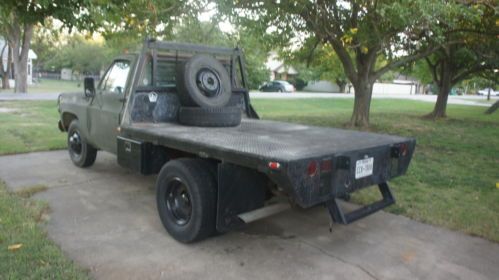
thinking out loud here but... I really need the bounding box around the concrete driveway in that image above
[1,151,498,280]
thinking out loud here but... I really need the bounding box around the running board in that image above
[327,182,395,224]
[237,203,290,224]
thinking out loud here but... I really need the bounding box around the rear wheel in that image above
[156,158,217,243]
[67,119,97,167]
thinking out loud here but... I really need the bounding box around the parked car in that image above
[478,88,498,96]
[259,80,295,92]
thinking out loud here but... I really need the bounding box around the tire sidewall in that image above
[68,120,89,167]
[156,161,214,242]
[180,55,231,108]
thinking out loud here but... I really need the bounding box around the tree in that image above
[171,18,270,89]
[172,18,231,47]
[0,0,199,93]
[423,3,498,119]
[91,0,204,42]
[232,27,272,89]
[45,35,112,77]
[30,22,60,72]
[0,0,94,93]
[287,39,348,92]
[0,42,11,89]
[219,0,462,126]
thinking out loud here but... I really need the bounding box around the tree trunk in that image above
[336,78,347,93]
[427,59,453,119]
[484,100,499,114]
[350,80,374,127]
[10,23,34,93]
[430,86,450,118]
[0,44,11,89]
[1,73,8,89]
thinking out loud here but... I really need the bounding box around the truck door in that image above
[89,59,131,154]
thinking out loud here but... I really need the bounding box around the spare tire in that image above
[178,106,241,127]
[176,54,231,108]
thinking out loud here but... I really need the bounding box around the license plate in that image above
[355,157,374,179]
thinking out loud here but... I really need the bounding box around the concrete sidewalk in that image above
[250,92,497,107]
[0,92,60,101]
[0,150,498,280]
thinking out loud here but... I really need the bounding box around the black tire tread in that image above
[156,158,217,243]
[176,55,231,108]
[68,120,97,168]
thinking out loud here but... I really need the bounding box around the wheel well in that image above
[61,112,77,131]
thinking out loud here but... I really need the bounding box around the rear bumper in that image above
[268,139,416,208]
[327,182,395,224]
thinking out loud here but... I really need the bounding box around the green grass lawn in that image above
[253,98,499,242]
[0,100,66,155]
[0,98,498,243]
[0,79,81,94]
[0,181,89,279]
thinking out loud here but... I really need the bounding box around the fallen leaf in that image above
[8,243,23,251]
[402,250,416,263]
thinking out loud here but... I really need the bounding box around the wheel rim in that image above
[68,130,82,158]
[196,68,221,98]
[165,177,192,226]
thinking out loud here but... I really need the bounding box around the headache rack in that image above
[141,38,250,90]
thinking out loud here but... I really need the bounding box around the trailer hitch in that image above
[326,182,395,224]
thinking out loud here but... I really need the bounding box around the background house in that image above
[0,37,37,87]
[265,51,298,81]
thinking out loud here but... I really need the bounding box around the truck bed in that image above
[122,119,409,164]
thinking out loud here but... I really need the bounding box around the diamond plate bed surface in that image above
[124,119,409,161]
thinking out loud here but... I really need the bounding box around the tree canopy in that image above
[0,0,201,92]
[0,0,93,92]
[218,0,485,126]
[424,2,498,118]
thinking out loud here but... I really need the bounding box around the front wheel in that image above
[156,158,217,243]
[67,119,97,167]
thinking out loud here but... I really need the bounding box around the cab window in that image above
[140,57,176,87]
[100,60,130,94]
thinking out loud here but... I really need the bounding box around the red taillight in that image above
[268,161,281,170]
[307,161,318,177]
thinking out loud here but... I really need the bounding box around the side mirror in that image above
[84,77,96,98]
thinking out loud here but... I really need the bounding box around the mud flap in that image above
[216,163,267,233]
[326,182,395,224]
